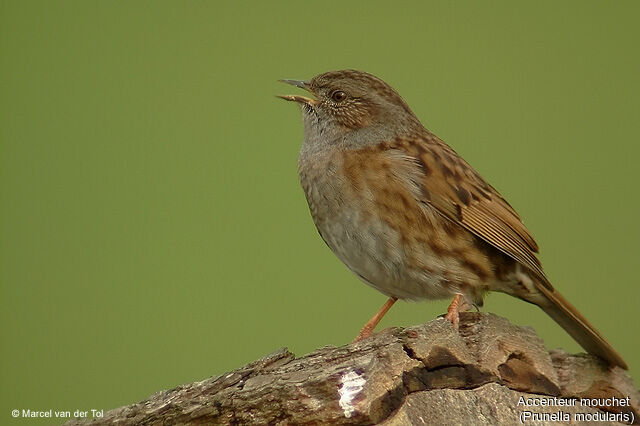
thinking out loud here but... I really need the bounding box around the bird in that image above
[278,69,627,369]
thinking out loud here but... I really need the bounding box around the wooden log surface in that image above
[65,312,638,425]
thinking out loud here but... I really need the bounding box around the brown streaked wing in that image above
[389,135,551,288]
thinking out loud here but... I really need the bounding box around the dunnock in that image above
[279,70,627,369]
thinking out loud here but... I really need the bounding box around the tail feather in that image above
[533,282,627,369]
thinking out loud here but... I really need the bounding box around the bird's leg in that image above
[352,297,397,342]
[444,293,473,330]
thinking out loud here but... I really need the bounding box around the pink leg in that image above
[352,297,398,342]
[444,293,472,330]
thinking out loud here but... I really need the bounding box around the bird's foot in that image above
[352,297,397,343]
[352,324,374,343]
[444,293,473,330]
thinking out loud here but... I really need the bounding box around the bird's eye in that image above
[330,90,347,103]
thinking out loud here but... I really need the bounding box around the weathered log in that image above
[65,312,638,425]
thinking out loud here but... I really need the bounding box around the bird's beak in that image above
[277,79,316,105]
[279,79,309,90]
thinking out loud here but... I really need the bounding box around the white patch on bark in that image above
[338,370,366,418]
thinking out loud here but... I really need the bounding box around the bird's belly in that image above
[318,207,456,300]
[300,162,468,301]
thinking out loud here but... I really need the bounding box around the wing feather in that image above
[390,135,550,286]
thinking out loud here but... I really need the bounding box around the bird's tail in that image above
[531,282,627,369]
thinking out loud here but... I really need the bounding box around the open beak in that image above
[277,79,316,105]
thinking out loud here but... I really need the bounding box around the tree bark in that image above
[65,312,638,425]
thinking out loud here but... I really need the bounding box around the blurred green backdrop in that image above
[1,1,638,423]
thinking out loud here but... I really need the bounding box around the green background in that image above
[1,1,638,423]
